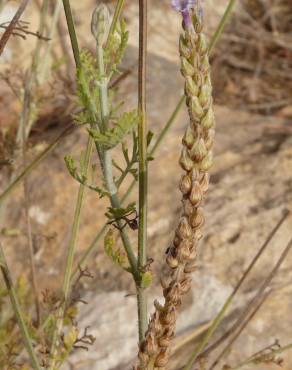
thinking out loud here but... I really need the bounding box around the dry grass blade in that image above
[208,237,292,370]
[182,209,290,369]
[0,0,30,55]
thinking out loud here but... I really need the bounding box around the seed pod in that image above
[177,217,192,239]
[180,277,192,294]
[181,57,195,77]
[200,152,213,172]
[190,138,208,162]
[180,174,192,195]
[188,246,197,261]
[200,173,209,192]
[155,349,170,368]
[144,333,157,356]
[185,76,199,97]
[168,284,181,306]
[158,335,171,348]
[189,181,203,206]
[166,255,179,269]
[138,350,149,365]
[189,96,204,121]
[173,235,181,247]
[177,240,191,260]
[182,126,195,149]
[183,199,194,216]
[184,261,197,273]
[190,207,205,229]
[161,306,176,326]
[179,147,194,171]
[201,107,215,129]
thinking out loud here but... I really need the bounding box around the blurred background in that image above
[1,0,292,369]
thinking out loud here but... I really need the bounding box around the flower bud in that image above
[91,4,110,45]
[205,129,215,150]
[199,84,212,107]
[179,35,191,58]
[179,147,194,171]
[181,57,195,77]
[200,152,213,171]
[201,107,215,129]
[185,76,199,97]
[189,96,204,120]
[182,126,195,149]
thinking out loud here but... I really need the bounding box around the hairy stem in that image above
[137,0,148,342]
[0,244,41,370]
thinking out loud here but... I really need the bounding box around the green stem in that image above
[62,0,81,68]
[208,0,237,52]
[96,41,139,280]
[72,92,184,279]
[0,125,73,205]
[49,137,93,369]
[106,0,125,47]
[0,245,41,370]
[137,0,148,342]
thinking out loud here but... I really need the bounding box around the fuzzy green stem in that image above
[208,0,237,52]
[137,0,148,343]
[0,245,41,370]
[95,41,139,280]
[72,92,184,279]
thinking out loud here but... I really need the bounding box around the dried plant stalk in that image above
[137,8,215,370]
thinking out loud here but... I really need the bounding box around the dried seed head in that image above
[144,333,157,356]
[177,240,191,260]
[190,138,208,162]
[180,174,192,194]
[160,306,176,325]
[158,335,171,348]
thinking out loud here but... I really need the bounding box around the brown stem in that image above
[0,0,30,55]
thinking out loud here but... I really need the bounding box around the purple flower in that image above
[171,0,196,12]
[171,0,196,28]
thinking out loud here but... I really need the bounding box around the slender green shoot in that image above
[0,244,41,370]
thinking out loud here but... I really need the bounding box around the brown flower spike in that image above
[136,7,215,370]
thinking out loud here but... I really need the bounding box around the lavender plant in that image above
[3,0,292,369]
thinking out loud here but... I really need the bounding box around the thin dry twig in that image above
[0,0,30,56]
